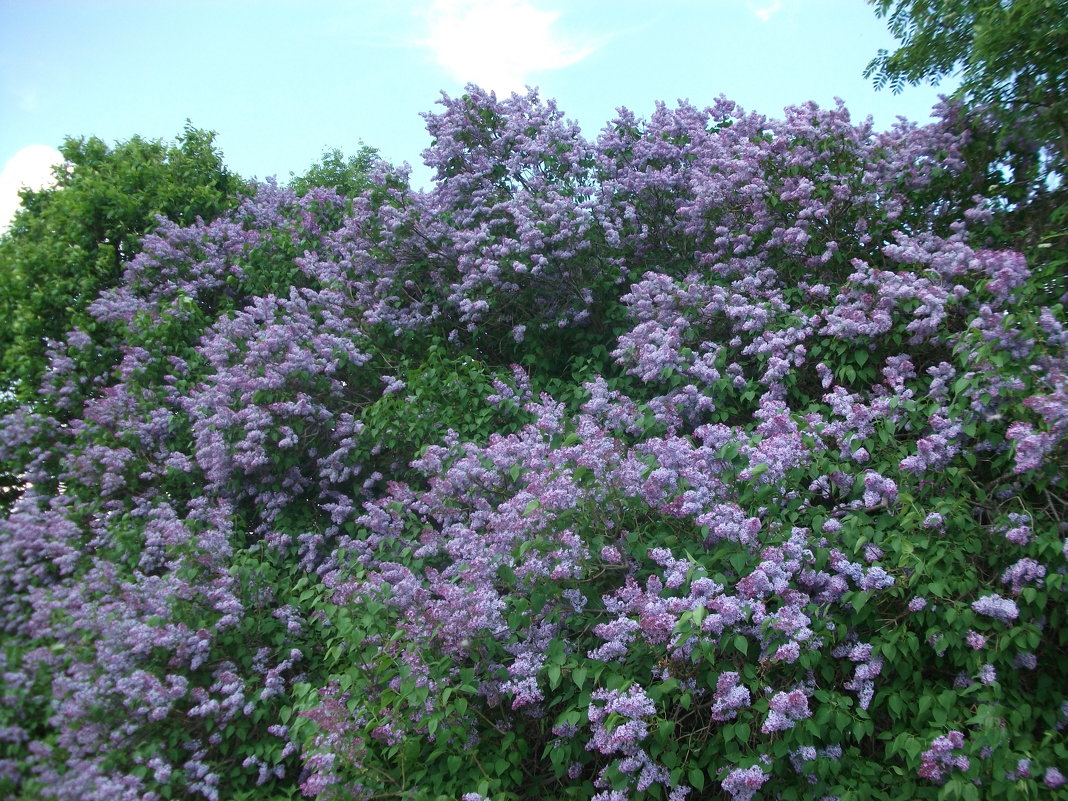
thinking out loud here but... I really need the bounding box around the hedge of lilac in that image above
[1,86,1065,801]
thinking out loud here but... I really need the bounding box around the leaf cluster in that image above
[865,0,1068,194]
[0,123,245,407]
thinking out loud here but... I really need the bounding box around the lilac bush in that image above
[0,85,1065,801]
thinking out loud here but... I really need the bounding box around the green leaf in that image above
[852,719,867,743]
[548,664,562,689]
[735,722,750,743]
[734,634,749,656]
[572,667,588,689]
[688,767,705,791]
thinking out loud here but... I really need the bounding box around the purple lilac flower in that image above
[861,471,898,508]
[859,566,894,591]
[965,631,987,650]
[1008,759,1032,780]
[380,375,406,394]
[762,689,811,733]
[789,745,818,773]
[981,250,1030,301]
[586,685,656,756]
[922,512,945,530]
[711,672,751,721]
[863,544,883,563]
[1000,558,1046,595]
[918,731,969,783]
[1012,652,1037,670]
[721,765,769,801]
[999,513,1033,546]
[1045,767,1066,789]
[971,594,1019,623]
[772,641,801,662]
[1006,422,1053,472]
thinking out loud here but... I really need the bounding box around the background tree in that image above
[865,0,1068,199]
[288,145,380,198]
[0,123,245,410]
[865,0,1068,311]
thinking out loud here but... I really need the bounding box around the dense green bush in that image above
[0,85,1064,801]
[0,124,244,407]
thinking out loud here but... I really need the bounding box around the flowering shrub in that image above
[1,85,1065,801]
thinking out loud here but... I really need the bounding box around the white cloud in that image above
[0,145,63,231]
[423,0,597,94]
[749,0,783,22]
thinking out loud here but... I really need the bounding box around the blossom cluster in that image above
[0,85,1064,801]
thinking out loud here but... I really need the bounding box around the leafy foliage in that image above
[289,147,381,200]
[865,0,1068,195]
[0,86,1065,801]
[0,123,245,408]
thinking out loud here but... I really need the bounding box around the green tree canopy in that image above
[0,123,245,407]
[865,0,1068,193]
[288,145,380,198]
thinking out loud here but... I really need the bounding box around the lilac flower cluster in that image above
[917,731,970,783]
[762,689,812,733]
[585,685,681,797]
[721,764,770,801]
[711,672,752,722]
[0,84,1064,801]
[971,594,1020,623]
[1000,557,1046,595]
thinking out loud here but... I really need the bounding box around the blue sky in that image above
[0,0,955,223]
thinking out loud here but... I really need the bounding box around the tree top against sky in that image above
[866,0,1068,176]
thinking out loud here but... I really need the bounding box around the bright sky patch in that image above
[423,0,598,94]
[0,144,62,229]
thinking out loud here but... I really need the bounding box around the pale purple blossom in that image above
[711,672,751,722]
[918,731,970,783]
[762,689,811,733]
[721,765,769,801]
[972,594,1019,623]
[1045,767,1066,789]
